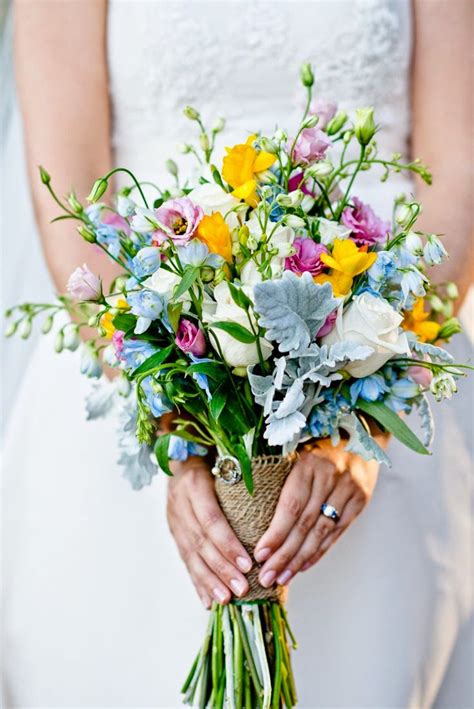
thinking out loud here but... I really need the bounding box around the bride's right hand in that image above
[167,458,252,608]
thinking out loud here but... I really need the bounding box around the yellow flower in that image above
[402,297,441,342]
[197,212,233,262]
[316,239,377,296]
[100,298,129,339]
[222,135,276,205]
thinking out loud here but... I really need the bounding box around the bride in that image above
[3,0,472,706]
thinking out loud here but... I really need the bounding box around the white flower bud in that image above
[19,318,32,339]
[429,294,444,312]
[302,115,319,129]
[260,137,278,154]
[199,133,210,152]
[165,159,179,177]
[354,107,376,146]
[300,194,315,213]
[42,315,54,334]
[446,282,459,300]
[304,160,334,180]
[273,128,287,143]
[283,214,306,229]
[212,116,225,133]
[63,324,81,351]
[55,331,64,353]
[396,203,417,228]
[117,375,131,397]
[4,320,18,337]
[404,231,424,256]
[183,105,200,121]
[178,143,192,154]
[117,195,135,217]
[430,372,457,402]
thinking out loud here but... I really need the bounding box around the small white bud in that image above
[273,128,287,143]
[19,318,32,339]
[165,159,179,177]
[283,214,306,229]
[212,116,225,133]
[404,231,424,256]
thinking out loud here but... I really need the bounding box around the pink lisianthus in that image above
[341,197,390,246]
[153,197,203,246]
[309,98,337,129]
[176,318,207,357]
[102,211,131,235]
[289,127,332,166]
[287,172,319,197]
[112,330,125,358]
[67,264,102,301]
[285,237,328,276]
[316,309,338,338]
[407,364,433,388]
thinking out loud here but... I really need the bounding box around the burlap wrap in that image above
[215,455,293,602]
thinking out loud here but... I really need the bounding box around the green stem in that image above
[335,145,366,219]
[102,167,149,208]
[271,606,282,709]
[231,605,264,702]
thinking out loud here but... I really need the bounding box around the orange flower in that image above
[402,297,441,342]
[197,212,233,262]
[222,135,276,206]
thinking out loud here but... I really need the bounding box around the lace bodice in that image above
[108,0,414,215]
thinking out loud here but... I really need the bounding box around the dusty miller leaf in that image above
[339,413,392,467]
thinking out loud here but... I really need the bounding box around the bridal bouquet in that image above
[7,63,469,707]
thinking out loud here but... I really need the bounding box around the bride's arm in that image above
[14,0,119,291]
[412,0,473,303]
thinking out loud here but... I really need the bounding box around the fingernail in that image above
[301,562,311,572]
[213,587,228,604]
[277,569,292,585]
[236,556,252,573]
[254,547,271,563]
[230,578,246,597]
[260,569,276,588]
[201,594,211,609]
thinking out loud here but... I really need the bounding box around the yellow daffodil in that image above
[316,239,377,296]
[197,212,233,262]
[100,298,129,338]
[402,297,441,342]
[222,135,276,206]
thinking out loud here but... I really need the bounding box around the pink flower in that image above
[102,211,131,235]
[67,264,102,301]
[176,319,207,357]
[316,309,338,338]
[285,237,328,276]
[153,197,203,246]
[112,330,125,358]
[288,172,319,197]
[341,197,390,246]
[407,364,433,388]
[309,98,337,129]
[289,127,332,166]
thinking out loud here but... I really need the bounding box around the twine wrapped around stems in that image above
[215,454,293,602]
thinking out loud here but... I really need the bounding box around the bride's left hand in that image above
[254,440,381,587]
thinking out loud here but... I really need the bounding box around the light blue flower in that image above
[141,376,173,418]
[188,354,212,400]
[367,251,396,292]
[385,377,420,413]
[80,342,103,378]
[117,398,158,489]
[350,373,390,406]
[423,235,447,266]
[308,392,348,438]
[400,265,427,304]
[127,290,164,335]
[168,435,207,462]
[131,247,161,279]
[85,203,105,226]
[120,339,157,372]
[177,239,223,269]
[96,224,121,259]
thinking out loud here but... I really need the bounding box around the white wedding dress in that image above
[2,1,473,707]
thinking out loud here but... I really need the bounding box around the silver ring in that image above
[211,456,242,485]
[320,502,340,523]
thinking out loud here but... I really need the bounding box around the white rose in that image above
[318,217,351,246]
[240,257,284,288]
[322,292,410,377]
[144,268,191,310]
[188,183,240,228]
[203,281,273,368]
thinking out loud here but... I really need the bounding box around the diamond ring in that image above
[320,502,340,523]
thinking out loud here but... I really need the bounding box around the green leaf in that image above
[154,433,172,475]
[356,400,430,455]
[174,265,200,300]
[132,344,174,378]
[209,382,228,420]
[112,313,136,332]
[227,281,252,311]
[211,321,256,344]
[234,443,253,494]
[210,164,226,190]
[167,302,183,333]
[187,361,227,379]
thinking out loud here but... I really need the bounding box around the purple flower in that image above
[285,237,328,276]
[316,309,337,338]
[289,127,332,166]
[309,99,337,129]
[153,197,203,246]
[176,319,207,357]
[67,264,102,301]
[341,197,390,246]
[287,172,318,197]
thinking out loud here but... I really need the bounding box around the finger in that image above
[198,538,249,599]
[187,552,232,605]
[254,458,313,563]
[191,472,253,574]
[257,472,332,587]
[271,479,355,585]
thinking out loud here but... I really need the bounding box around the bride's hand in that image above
[254,441,381,587]
[167,457,252,608]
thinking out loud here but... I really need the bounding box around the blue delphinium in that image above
[188,354,212,400]
[308,392,349,438]
[177,239,223,269]
[131,246,161,279]
[80,342,103,378]
[385,377,420,413]
[117,397,158,489]
[127,289,164,334]
[141,376,172,418]
[96,223,122,259]
[423,234,447,266]
[350,373,390,406]
[120,339,157,373]
[367,251,396,293]
[168,435,208,461]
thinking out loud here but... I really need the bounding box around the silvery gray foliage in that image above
[253,272,337,353]
[247,341,374,447]
[409,339,454,364]
[338,413,392,466]
[417,393,435,447]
